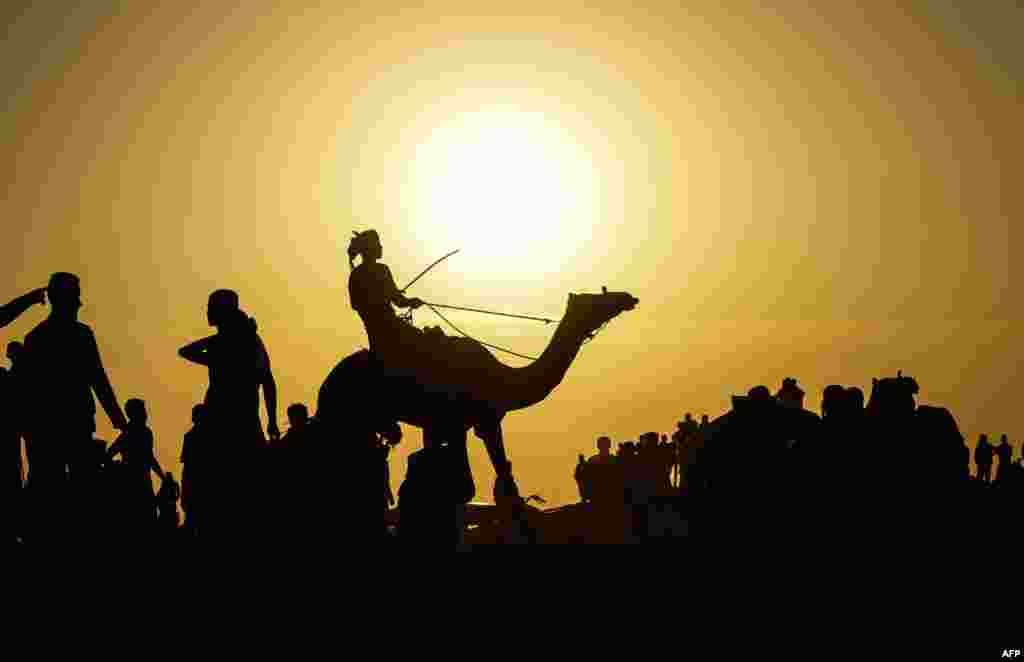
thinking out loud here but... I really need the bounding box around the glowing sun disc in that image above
[406,107,599,278]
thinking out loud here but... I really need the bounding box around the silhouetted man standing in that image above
[106,398,166,537]
[994,434,1012,484]
[975,434,993,483]
[18,273,127,543]
[178,289,279,543]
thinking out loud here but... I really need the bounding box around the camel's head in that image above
[567,286,639,336]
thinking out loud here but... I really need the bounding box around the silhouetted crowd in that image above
[2,279,405,549]
[573,376,1023,543]
[4,279,1021,547]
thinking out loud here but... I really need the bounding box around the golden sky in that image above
[2,2,1019,505]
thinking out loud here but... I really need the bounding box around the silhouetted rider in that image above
[347,229,424,366]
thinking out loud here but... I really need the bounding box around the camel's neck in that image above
[501,306,589,411]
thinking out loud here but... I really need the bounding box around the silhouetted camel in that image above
[317,288,638,502]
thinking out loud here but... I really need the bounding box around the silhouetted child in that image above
[156,472,180,532]
[180,403,206,535]
[975,434,993,483]
[281,403,310,446]
[107,399,166,533]
[574,453,589,503]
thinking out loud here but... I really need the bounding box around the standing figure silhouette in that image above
[178,289,279,543]
[106,398,166,538]
[975,434,994,484]
[180,403,207,537]
[18,273,128,545]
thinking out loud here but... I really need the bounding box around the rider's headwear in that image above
[348,229,380,269]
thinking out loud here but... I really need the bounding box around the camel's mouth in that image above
[624,295,639,311]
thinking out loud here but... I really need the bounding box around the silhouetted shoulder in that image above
[349,262,396,311]
[26,318,94,338]
[351,261,392,284]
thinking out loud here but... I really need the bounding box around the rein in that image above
[399,249,570,360]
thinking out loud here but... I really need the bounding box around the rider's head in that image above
[348,230,382,268]
[597,435,611,453]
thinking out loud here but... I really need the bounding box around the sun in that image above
[405,107,600,280]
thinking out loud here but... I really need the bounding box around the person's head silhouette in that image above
[287,403,309,429]
[597,435,611,454]
[822,384,847,419]
[748,385,772,402]
[125,398,147,425]
[207,289,240,327]
[348,229,382,269]
[776,377,805,409]
[47,272,81,317]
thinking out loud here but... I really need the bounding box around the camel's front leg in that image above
[474,418,521,506]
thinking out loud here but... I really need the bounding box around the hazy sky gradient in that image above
[2,2,1019,505]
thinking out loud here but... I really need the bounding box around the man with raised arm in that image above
[18,273,127,542]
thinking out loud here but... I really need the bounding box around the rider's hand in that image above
[30,287,47,305]
[408,298,424,310]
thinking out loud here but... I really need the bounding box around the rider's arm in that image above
[382,266,421,308]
